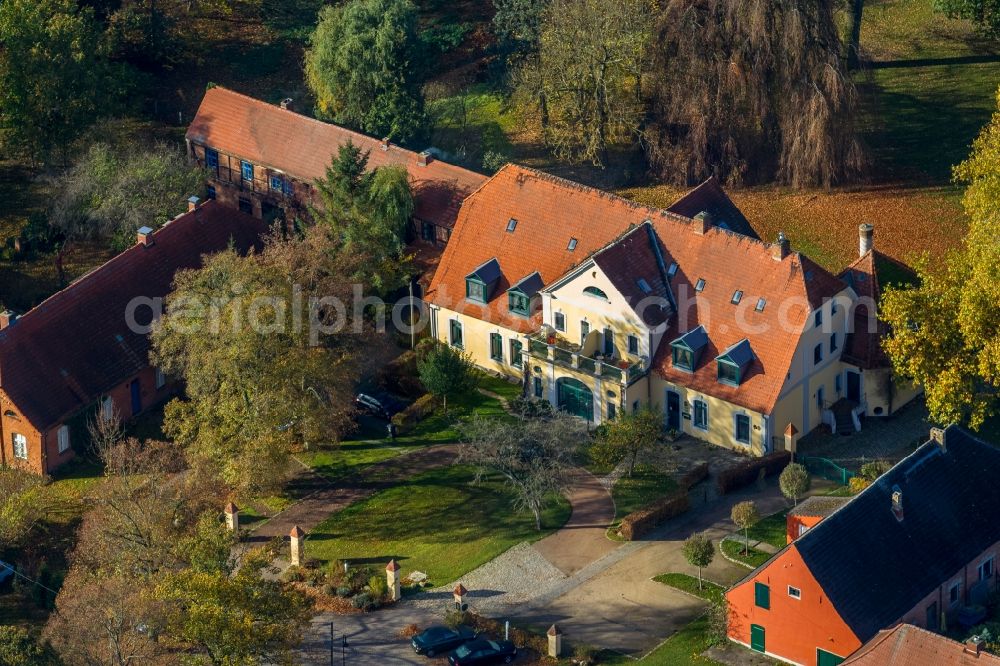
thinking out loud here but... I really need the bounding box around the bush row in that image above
[377,350,425,399]
[678,462,710,490]
[390,393,438,434]
[464,612,551,660]
[618,491,691,541]
[715,451,791,495]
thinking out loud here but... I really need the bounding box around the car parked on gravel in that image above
[354,392,406,420]
[447,638,517,665]
[411,625,478,657]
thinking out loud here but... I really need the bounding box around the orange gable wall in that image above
[786,514,825,545]
[726,545,862,665]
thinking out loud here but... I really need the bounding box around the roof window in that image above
[637,278,652,294]
[568,237,578,251]
[695,278,706,292]
[667,262,678,277]
[506,218,517,232]
[731,290,743,304]
[755,298,766,312]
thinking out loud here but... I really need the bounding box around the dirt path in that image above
[532,468,617,575]
[246,444,458,544]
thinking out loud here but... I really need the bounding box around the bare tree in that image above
[646,0,866,188]
[459,412,583,530]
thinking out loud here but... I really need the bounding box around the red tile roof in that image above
[666,176,757,239]
[0,201,265,431]
[427,164,847,412]
[844,624,1000,665]
[185,86,487,229]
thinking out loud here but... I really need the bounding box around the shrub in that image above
[509,397,553,418]
[482,150,509,174]
[351,592,379,611]
[336,586,353,598]
[466,613,548,655]
[678,462,710,490]
[443,608,469,630]
[848,476,871,495]
[618,491,690,541]
[282,566,307,583]
[716,451,791,495]
[391,393,438,434]
[377,351,425,398]
[368,575,389,601]
[574,644,597,665]
[859,460,892,482]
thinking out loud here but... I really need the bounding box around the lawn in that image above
[611,465,679,520]
[306,464,571,585]
[475,371,524,402]
[721,539,772,569]
[654,573,726,606]
[597,615,723,665]
[746,510,789,550]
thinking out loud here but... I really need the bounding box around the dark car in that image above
[354,392,405,420]
[411,625,477,657]
[447,639,517,665]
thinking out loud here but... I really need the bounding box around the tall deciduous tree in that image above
[0,0,124,160]
[882,88,1000,429]
[590,407,663,477]
[311,141,414,293]
[151,234,361,493]
[646,0,865,188]
[513,0,652,166]
[460,412,581,530]
[682,532,715,590]
[304,0,426,143]
[492,0,549,65]
[417,342,477,415]
[47,143,204,252]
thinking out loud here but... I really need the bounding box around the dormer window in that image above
[695,278,706,292]
[507,271,542,317]
[670,325,708,372]
[506,218,517,232]
[465,258,502,304]
[716,339,754,387]
[731,290,743,304]
[583,286,608,301]
[509,292,529,315]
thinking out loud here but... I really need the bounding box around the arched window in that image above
[583,286,608,300]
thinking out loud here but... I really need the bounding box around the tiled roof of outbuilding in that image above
[844,624,1000,665]
[0,202,265,431]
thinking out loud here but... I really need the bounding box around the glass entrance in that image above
[557,377,593,421]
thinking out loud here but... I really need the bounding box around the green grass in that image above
[427,84,517,168]
[654,573,726,605]
[307,464,571,585]
[746,511,789,550]
[475,372,524,401]
[596,615,723,665]
[721,539,772,569]
[611,465,679,520]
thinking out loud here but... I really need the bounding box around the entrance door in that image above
[129,379,141,417]
[750,624,765,653]
[846,372,861,403]
[666,391,681,431]
[557,377,593,421]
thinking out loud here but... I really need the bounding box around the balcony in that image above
[527,332,646,385]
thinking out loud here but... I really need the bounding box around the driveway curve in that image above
[531,468,617,575]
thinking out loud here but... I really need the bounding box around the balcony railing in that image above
[526,332,646,385]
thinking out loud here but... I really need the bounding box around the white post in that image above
[289,525,305,566]
[547,625,562,658]
[224,502,239,534]
[386,559,402,602]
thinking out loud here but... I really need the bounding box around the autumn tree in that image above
[779,463,811,506]
[731,500,759,556]
[0,469,47,549]
[682,532,715,590]
[417,342,477,414]
[935,0,1000,37]
[882,87,1000,429]
[646,0,865,187]
[0,627,59,665]
[0,0,125,160]
[493,0,549,65]
[459,411,581,530]
[47,142,204,252]
[311,141,415,293]
[590,407,663,477]
[305,0,426,143]
[514,0,652,166]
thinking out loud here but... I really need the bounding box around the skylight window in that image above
[667,262,678,277]
[731,290,743,304]
[637,278,652,294]
[755,298,766,312]
[506,218,517,232]
[695,278,706,292]
[567,237,578,251]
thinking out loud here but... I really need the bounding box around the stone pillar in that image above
[289,525,305,566]
[224,502,239,534]
[547,625,562,658]
[453,583,467,610]
[784,423,799,461]
[386,559,401,602]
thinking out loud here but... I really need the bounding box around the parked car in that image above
[411,625,478,657]
[0,561,14,591]
[447,639,517,665]
[354,392,405,420]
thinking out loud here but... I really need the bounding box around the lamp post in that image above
[329,622,334,666]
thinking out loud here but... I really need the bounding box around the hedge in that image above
[679,462,710,490]
[618,491,690,541]
[390,393,438,434]
[377,350,425,399]
[715,451,791,495]
[466,613,550,659]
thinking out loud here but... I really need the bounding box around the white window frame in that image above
[627,334,640,355]
[12,433,28,460]
[155,367,166,389]
[693,399,709,431]
[787,586,801,600]
[979,556,995,581]
[449,319,464,349]
[57,425,70,454]
[101,396,115,423]
[554,312,566,332]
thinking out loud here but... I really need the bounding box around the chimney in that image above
[280,98,293,111]
[137,226,154,247]
[891,484,904,522]
[188,195,201,212]
[693,210,713,235]
[0,310,17,330]
[930,426,947,450]
[417,150,432,167]
[859,223,874,257]
[965,637,985,656]
[381,137,390,151]
[772,231,790,261]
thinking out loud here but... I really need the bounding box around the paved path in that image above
[247,444,458,544]
[532,468,617,575]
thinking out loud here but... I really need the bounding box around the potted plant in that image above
[547,334,556,344]
[617,359,629,369]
